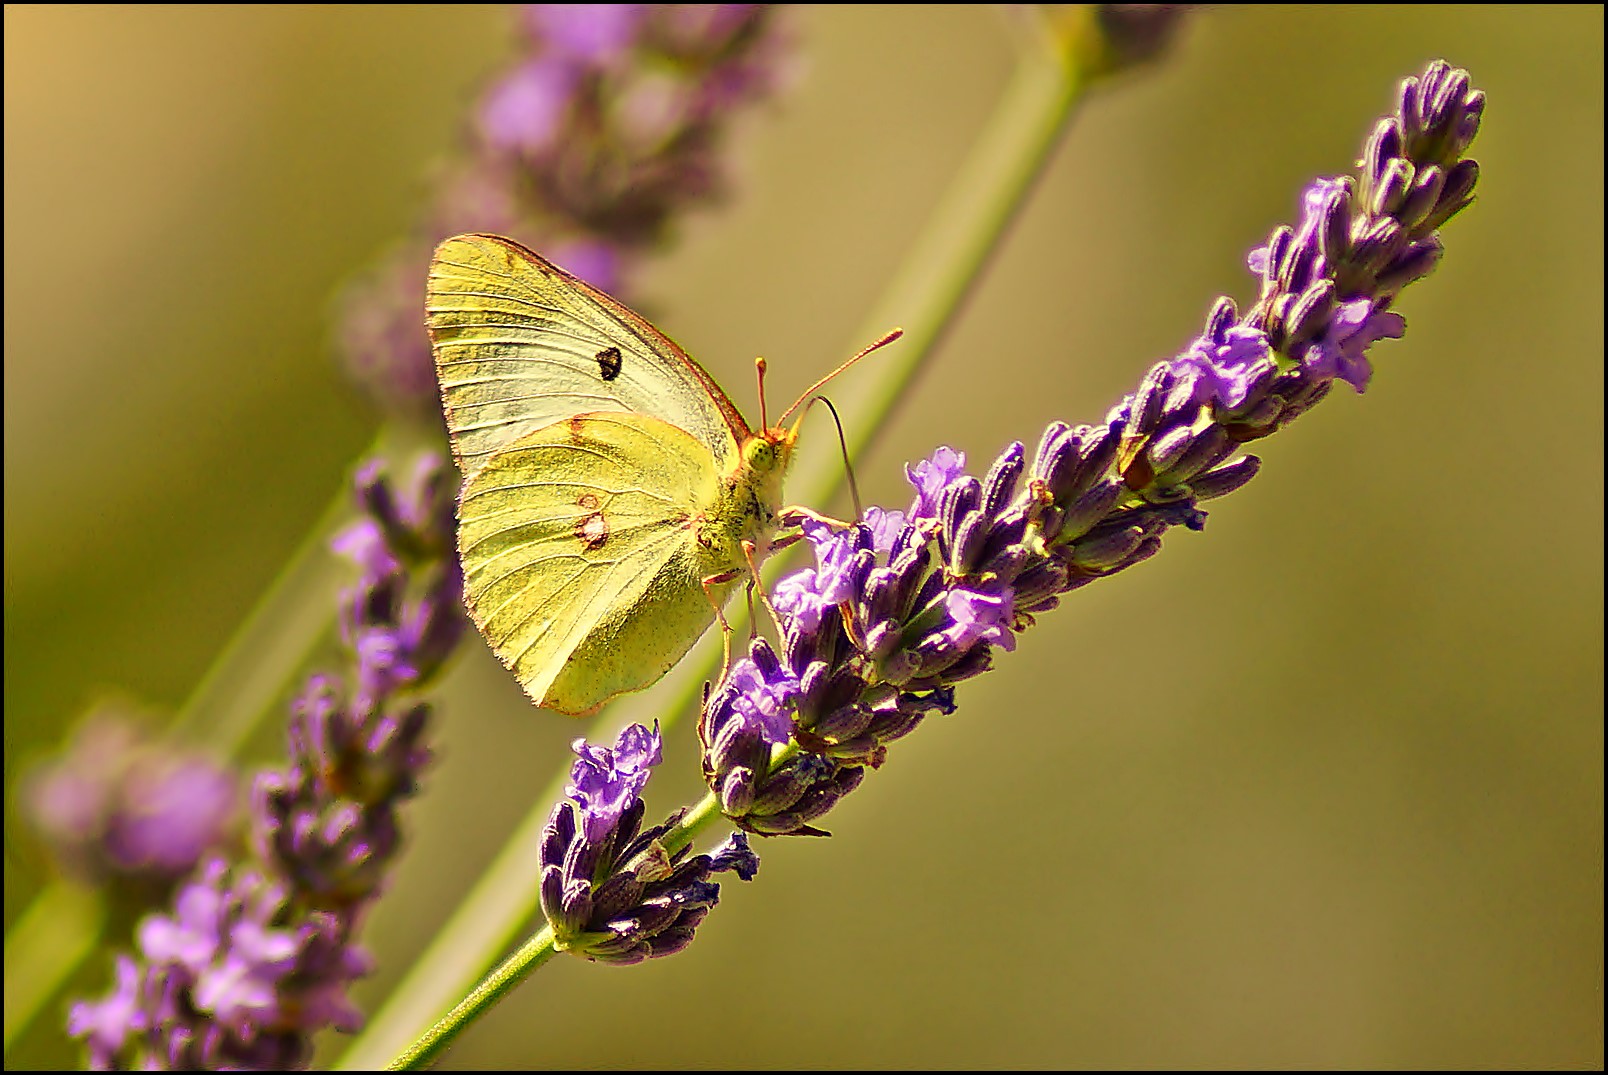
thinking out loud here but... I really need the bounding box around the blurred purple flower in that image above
[476,57,579,155]
[545,237,626,296]
[332,252,438,415]
[73,859,370,1069]
[66,956,148,1064]
[24,710,239,888]
[522,3,646,65]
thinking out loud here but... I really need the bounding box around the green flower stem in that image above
[1,880,104,1051]
[339,651,720,1072]
[343,16,1097,1070]
[817,19,1094,500]
[383,926,559,1072]
[166,458,376,753]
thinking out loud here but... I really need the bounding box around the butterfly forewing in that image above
[426,234,747,477]
[455,411,740,717]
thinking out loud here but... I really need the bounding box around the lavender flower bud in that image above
[540,723,757,962]
[1091,5,1195,72]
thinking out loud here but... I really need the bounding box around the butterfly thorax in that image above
[693,428,796,572]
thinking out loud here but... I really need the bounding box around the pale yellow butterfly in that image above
[426,233,896,717]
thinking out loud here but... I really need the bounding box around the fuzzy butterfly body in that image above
[426,233,795,717]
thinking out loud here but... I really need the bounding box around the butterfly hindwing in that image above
[426,233,747,476]
[455,411,741,717]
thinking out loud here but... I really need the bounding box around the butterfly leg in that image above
[779,504,857,530]
[767,530,804,552]
[744,579,760,640]
[739,538,786,633]
[701,569,741,681]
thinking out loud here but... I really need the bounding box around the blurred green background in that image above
[5,5,1601,1069]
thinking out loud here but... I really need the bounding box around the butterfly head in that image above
[745,423,798,479]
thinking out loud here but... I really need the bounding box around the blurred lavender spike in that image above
[68,455,460,1070]
[23,708,240,896]
[337,3,790,415]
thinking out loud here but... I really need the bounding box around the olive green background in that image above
[5,5,1601,1069]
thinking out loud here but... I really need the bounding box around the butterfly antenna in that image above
[811,395,865,522]
[776,328,903,429]
[755,356,770,432]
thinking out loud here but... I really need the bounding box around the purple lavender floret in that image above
[702,60,1483,837]
[337,4,789,413]
[66,956,149,1066]
[567,721,663,843]
[69,455,460,1069]
[906,447,968,523]
[539,723,759,964]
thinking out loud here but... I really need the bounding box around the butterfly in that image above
[425,233,896,717]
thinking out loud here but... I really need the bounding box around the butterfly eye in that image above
[744,438,775,470]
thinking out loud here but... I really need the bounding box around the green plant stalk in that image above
[1,881,105,1050]
[342,23,1095,1071]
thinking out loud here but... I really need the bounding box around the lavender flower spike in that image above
[68,454,461,1069]
[540,723,759,964]
[702,60,1483,838]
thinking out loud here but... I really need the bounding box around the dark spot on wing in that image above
[595,346,623,381]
